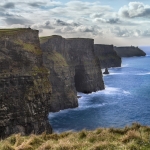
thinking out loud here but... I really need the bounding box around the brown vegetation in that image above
[0,123,150,150]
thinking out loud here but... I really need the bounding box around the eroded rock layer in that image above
[94,44,121,68]
[0,28,52,138]
[40,36,104,111]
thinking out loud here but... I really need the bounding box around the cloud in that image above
[111,27,150,38]
[31,21,55,30]
[28,2,45,7]
[119,2,150,18]
[90,13,104,18]
[3,14,32,25]
[94,18,120,24]
[111,27,133,37]
[3,2,15,8]
[53,19,69,26]
[54,25,102,36]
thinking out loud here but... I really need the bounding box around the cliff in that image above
[94,44,121,68]
[114,46,146,57]
[40,36,104,111]
[0,28,52,138]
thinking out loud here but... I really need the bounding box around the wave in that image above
[137,72,150,75]
[109,73,124,75]
[49,86,131,119]
[122,64,129,67]
[123,90,131,95]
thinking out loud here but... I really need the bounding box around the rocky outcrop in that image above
[114,46,146,57]
[94,44,121,68]
[103,68,109,74]
[40,36,104,111]
[0,28,52,138]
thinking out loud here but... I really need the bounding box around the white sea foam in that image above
[79,103,107,109]
[137,72,150,75]
[123,90,131,95]
[109,73,124,75]
[88,86,120,95]
[122,64,129,67]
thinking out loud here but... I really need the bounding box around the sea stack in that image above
[103,68,109,74]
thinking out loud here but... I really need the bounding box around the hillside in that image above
[0,123,150,150]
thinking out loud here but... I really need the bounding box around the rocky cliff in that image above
[40,36,104,111]
[114,46,146,57]
[0,28,52,138]
[94,44,121,68]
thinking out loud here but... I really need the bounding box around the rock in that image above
[94,44,121,68]
[103,68,109,74]
[40,35,105,111]
[114,46,146,57]
[0,28,52,138]
[77,96,82,99]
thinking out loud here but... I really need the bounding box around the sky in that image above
[0,0,150,46]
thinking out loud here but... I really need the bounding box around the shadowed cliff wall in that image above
[40,36,104,111]
[114,46,146,57]
[0,29,52,138]
[94,44,121,68]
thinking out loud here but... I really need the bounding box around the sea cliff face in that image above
[94,44,121,68]
[40,36,78,112]
[0,29,52,138]
[114,46,146,57]
[40,36,104,111]
[0,30,105,138]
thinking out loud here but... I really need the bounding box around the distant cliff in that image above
[114,46,146,57]
[40,36,104,111]
[0,28,52,138]
[94,44,121,68]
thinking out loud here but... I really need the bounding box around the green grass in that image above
[1,123,150,150]
[39,35,62,44]
[47,51,68,67]
[0,28,32,37]
[14,39,42,55]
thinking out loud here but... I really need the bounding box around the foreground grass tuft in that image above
[1,124,150,150]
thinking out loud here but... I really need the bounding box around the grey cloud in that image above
[28,2,45,7]
[95,18,120,24]
[3,14,32,25]
[119,2,150,18]
[53,19,80,27]
[54,25,101,36]
[31,21,55,30]
[111,27,132,37]
[53,19,69,26]
[111,27,150,37]
[3,2,15,9]
[90,13,104,18]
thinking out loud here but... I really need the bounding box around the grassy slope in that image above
[1,123,150,150]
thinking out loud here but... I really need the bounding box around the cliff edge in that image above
[94,44,121,68]
[0,28,52,138]
[114,46,146,57]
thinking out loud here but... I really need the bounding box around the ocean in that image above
[48,46,150,133]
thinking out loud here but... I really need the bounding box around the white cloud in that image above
[119,2,150,18]
[0,0,150,45]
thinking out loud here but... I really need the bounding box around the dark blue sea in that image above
[48,46,150,133]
